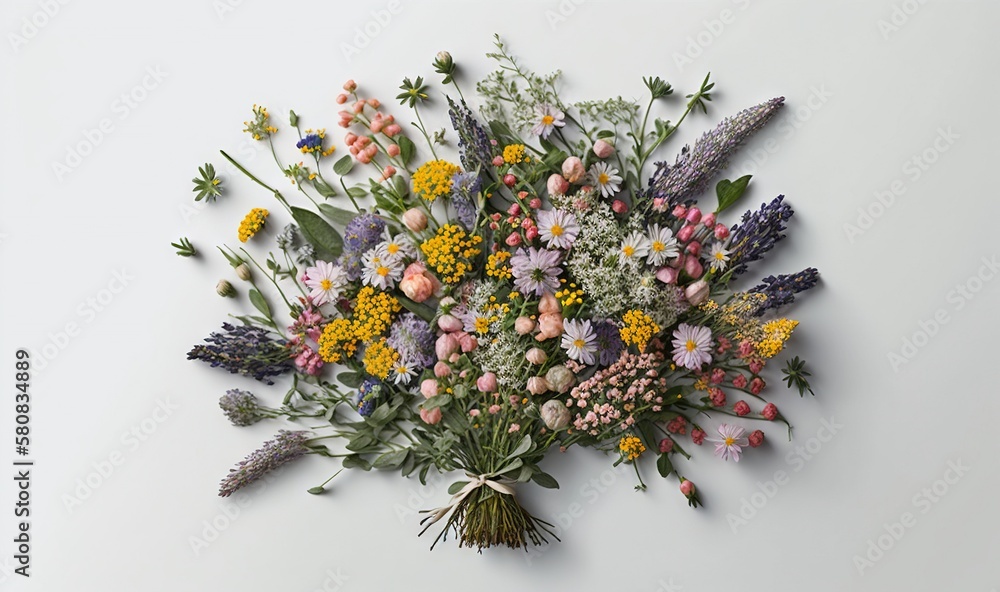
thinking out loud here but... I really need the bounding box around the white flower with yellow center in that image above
[304,260,347,306]
[531,103,566,139]
[708,242,730,272]
[588,162,622,198]
[361,247,403,290]
[391,359,417,385]
[537,208,580,250]
[619,231,651,266]
[560,319,597,365]
[379,233,417,263]
[646,224,680,266]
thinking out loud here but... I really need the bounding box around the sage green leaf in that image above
[396,135,416,166]
[312,177,337,198]
[333,154,354,176]
[448,480,469,495]
[507,435,532,459]
[531,471,560,489]
[657,453,674,478]
[716,175,752,214]
[290,206,343,259]
[373,449,409,470]
[341,454,371,471]
[318,203,356,227]
[247,289,271,318]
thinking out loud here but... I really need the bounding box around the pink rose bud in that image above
[367,98,380,108]
[702,213,717,228]
[357,152,372,164]
[380,166,397,181]
[535,313,563,341]
[677,224,696,243]
[592,139,615,159]
[714,224,731,240]
[750,377,765,395]
[383,144,400,159]
[529,198,542,209]
[685,280,710,306]
[749,360,764,374]
[402,208,427,233]
[343,79,357,92]
[680,479,695,497]
[477,372,498,392]
[709,387,726,407]
[652,197,666,211]
[762,403,778,420]
[547,174,569,196]
[369,119,384,133]
[748,430,765,448]
[352,100,366,114]
[400,273,433,303]
[561,156,586,183]
[685,207,702,225]
[505,233,522,247]
[503,174,517,187]
[685,241,702,256]
[684,256,704,280]
[435,334,460,360]
[710,368,726,384]
[691,428,706,445]
[734,400,751,416]
[420,379,439,399]
[335,94,348,104]
[659,438,674,454]
[538,292,560,314]
[612,199,628,214]
[419,407,442,425]
[656,267,679,284]
[344,132,358,145]
[459,334,478,353]
[364,144,378,158]
[433,362,451,378]
[437,314,463,333]
[738,340,755,358]
[672,204,687,218]
[525,226,539,241]
[492,155,505,167]
[507,203,522,216]
[514,316,535,335]
[527,376,550,395]
[733,374,748,388]
[526,347,547,365]
[384,124,402,137]
[449,353,460,363]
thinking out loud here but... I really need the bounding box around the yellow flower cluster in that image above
[486,250,512,280]
[620,309,660,353]
[756,318,798,359]
[502,144,528,164]
[243,104,277,140]
[362,338,399,380]
[717,293,768,341]
[317,287,401,364]
[237,208,269,242]
[619,434,646,461]
[420,224,483,284]
[317,319,357,364]
[555,281,584,307]
[412,160,460,202]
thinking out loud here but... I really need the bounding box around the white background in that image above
[2,0,998,590]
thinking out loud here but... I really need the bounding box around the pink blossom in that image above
[561,156,585,183]
[435,334,460,360]
[710,368,726,384]
[535,313,563,341]
[437,314,463,333]
[386,143,401,157]
[433,362,451,378]
[459,334,478,353]
[593,139,615,159]
[666,416,687,435]
[527,376,550,395]
[714,224,730,240]
[659,438,674,454]
[748,430,765,448]
[514,316,535,335]
[419,407,442,425]
[750,377,766,395]
[677,224,695,243]
[680,479,695,497]
[685,207,702,225]
[505,233,522,247]
[343,79,357,92]
[691,428,706,445]
[469,409,480,418]
[477,372,497,392]
[420,379,439,399]
[709,387,726,407]
[612,199,628,214]
[749,360,765,374]
[734,400,751,416]
[488,404,501,415]
[762,403,778,420]
[738,340,755,358]
[547,174,569,196]
[508,423,521,433]
[733,374,748,389]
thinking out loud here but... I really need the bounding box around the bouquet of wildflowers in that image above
[180,36,819,551]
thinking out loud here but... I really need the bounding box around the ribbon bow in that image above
[419,472,517,532]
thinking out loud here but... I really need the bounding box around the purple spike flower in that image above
[728,195,794,276]
[187,323,293,384]
[219,389,265,427]
[447,97,493,172]
[750,267,820,315]
[646,97,784,207]
[219,430,310,497]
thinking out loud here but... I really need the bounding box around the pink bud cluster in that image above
[568,351,667,436]
[336,79,404,172]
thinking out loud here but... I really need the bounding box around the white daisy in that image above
[670,323,714,370]
[708,424,750,462]
[646,224,680,266]
[391,359,417,385]
[708,242,730,272]
[619,231,651,266]
[379,232,417,262]
[531,104,566,138]
[588,162,622,198]
[560,319,597,365]
[361,247,404,290]
[303,260,348,306]
[537,209,580,250]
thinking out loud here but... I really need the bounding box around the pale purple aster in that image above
[708,424,750,462]
[531,104,566,138]
[450,172,481,230]
[537,209,580,250]
[510,247,562,296]
[671,323,713,370]
[219,430,310,497]
[387,312,436,369]
[646,97,784,207]
[338,212,386,280]
[219,389,263,427]
[561,319,597,365]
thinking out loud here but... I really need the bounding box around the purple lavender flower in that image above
[450,172,480,230]
[593,320,623,366]
[219,389,264,427]
[386,313,435,369]
[447,97,493,172]
[750,267,820,315]
[510,247,562,296]
[355,377,383,417]
[338,212,386,280]
[188,323,293,384]
[219,430,310,497]
[646,97,784,207]
[728,195,794,277]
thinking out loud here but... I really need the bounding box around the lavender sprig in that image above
[728,195,794,277]
[187,322,293,384]
[750,268,820,315]
[218,430,311,497]
[447,97,493,173]
[646,97,784,207]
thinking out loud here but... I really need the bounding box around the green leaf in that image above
[397,295,436,322]
[373,449,409,470]
[318,203,357,227]
[307,486,325,495]
[497,458,523,476]
[715,175,752,214]
[290,206,344,259]
[312,177,337,198]
[366,403,396,427]
[391,174,410,201]
[341,454,371,471]
[507,435,532,459]
[333,154,354,176]
[656,453,674,479]
[338,371,364,388]
[531,471,560,489]
[448,480,469,495]
[596,129,616,139]
[396,136,416,166]
[346,433,375,451]
[422,394,452,411]
[247,289,271,318]
[289,110,299,127]
[347,186,369,199]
